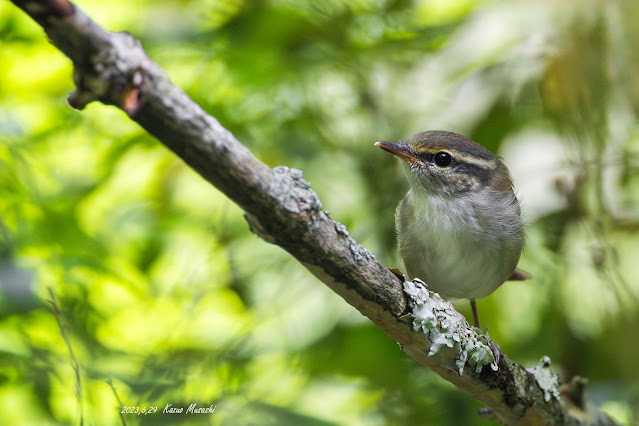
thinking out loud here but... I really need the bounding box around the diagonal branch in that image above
[9,1,616,425]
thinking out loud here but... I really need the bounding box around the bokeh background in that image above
[1,0,638,424]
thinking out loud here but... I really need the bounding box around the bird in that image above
[375,130,531,328]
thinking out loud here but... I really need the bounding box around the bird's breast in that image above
[396,189,523,299]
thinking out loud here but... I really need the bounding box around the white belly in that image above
[396,189,523,299]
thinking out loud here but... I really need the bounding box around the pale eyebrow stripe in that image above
[452,153,497,170]
[412,147,498,170]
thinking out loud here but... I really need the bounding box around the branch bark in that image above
[9,1,616,425]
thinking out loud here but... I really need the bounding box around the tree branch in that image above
[9,1,616,424]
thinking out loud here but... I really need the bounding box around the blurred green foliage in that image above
[1,0,639,424]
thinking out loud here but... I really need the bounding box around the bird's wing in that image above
[508,268,532,281]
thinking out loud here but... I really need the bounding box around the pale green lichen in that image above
[403,279,497,375]
[527,356,560,402]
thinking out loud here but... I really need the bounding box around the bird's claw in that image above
[488,340,501,365]
[388,267,405,282]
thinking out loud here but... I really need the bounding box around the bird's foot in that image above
[388,267,405,282]
[488,339,501,365]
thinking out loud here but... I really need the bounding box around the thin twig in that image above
[48,288,84,426]
[106,379,128,426]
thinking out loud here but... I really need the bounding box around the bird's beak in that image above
[374,141,417,163]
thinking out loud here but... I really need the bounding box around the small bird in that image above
[375,131,530,328]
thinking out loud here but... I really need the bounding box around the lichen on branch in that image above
[404,279,498,375]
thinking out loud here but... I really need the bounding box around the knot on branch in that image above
[559,376,587,410]
[69,31,148,115]
[244,166,323,243]
[271,166,322,219]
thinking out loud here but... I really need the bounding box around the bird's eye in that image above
[434,151,452,167]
